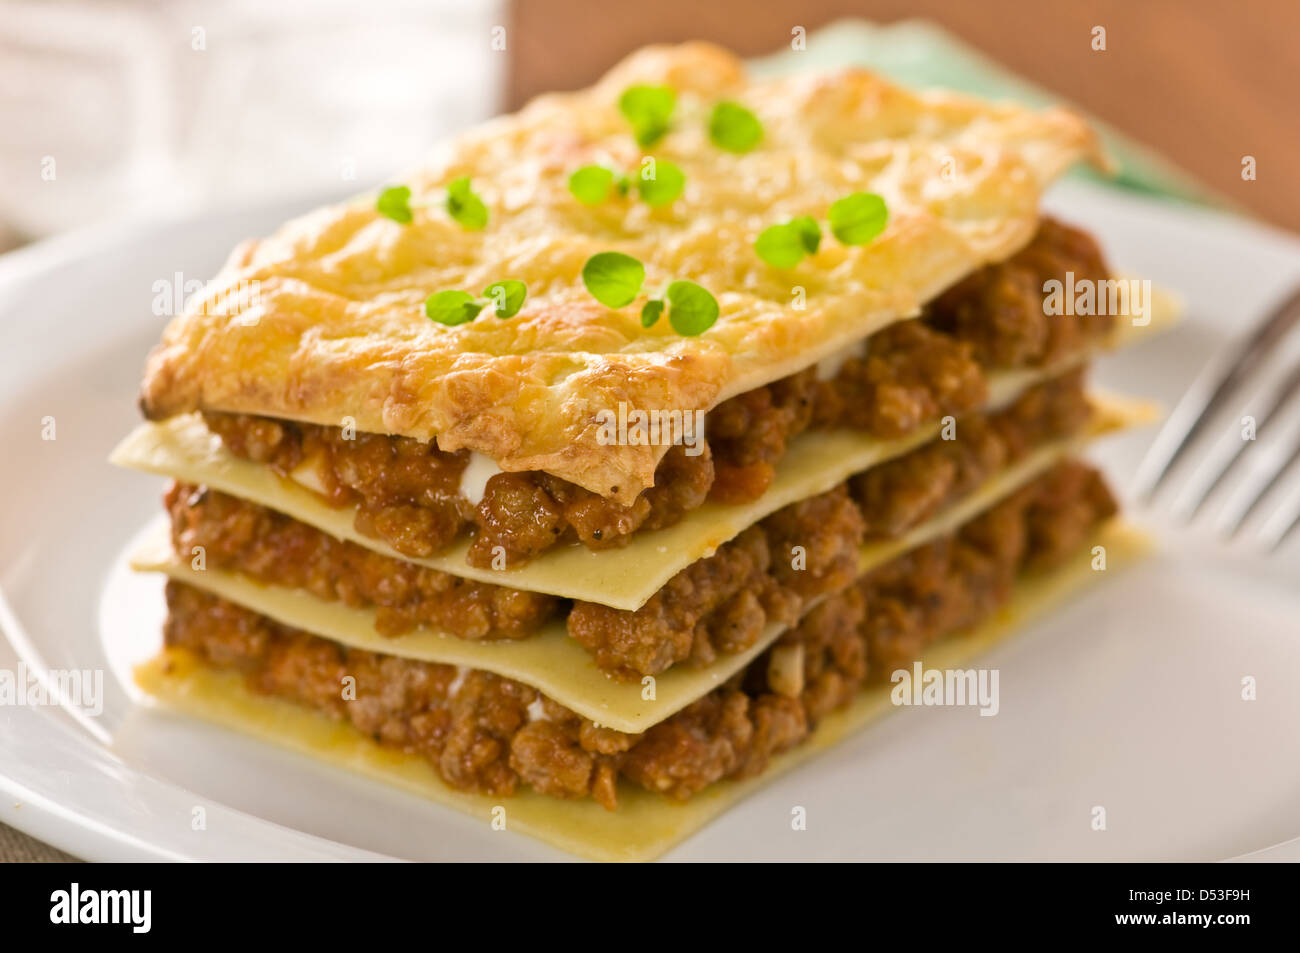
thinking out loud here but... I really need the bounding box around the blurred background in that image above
[1,0,1296,243]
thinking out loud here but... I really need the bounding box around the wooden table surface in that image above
[508,0,1300,232]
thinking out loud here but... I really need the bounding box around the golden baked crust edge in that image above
[139,42,1102,503]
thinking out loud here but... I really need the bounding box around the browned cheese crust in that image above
[140,43,1101,503]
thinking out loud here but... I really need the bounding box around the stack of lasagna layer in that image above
[112,44,1166,860]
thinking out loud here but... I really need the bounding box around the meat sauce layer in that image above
[163,460,1116,810]
[172,370,1091,676]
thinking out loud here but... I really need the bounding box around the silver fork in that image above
[1134,285,1300,550]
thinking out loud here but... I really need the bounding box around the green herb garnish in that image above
[569,158,683,209]
[755,215,822,268]
[636,158,685,207]
[618,84,675,147]
[708,102,763,153]
[791,216,822,254]
[665,280,719,336]
[569,165,618,205]
[376,186,413,224]
[482,280,527,318]
[446,176,488,230]
[377,179,489,230]
[828,192,888,245]
[424,290,485,326]
[424,281,526,325]
[581,252,645,308]
[639,299,665,328]
[755,195,885,268]
[581,252,718,336]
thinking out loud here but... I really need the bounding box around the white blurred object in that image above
[0,0,507,237]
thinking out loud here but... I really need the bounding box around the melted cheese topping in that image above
[288,456,328,496]
[447,667,470,698]
[137,43,1105,503]
[126,392,1154,735]
[458,453,503,507]
[132,521,1148,862]
[526,697,550,723]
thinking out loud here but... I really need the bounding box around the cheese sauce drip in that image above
[459,452,504,506]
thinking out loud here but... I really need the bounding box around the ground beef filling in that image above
[927,217,1114,368]
[173,370,1091,670]
[848,366,1090,537]
[569,486,864,677]
[568,369,1090,676]
[164,482,561,640]
[202,219,1111,566]
[162,460,1117,809]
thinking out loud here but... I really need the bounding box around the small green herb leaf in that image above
[376,185,413,224]
[755,217,822,268]
[569,165,615,205]
[640,299,665,328]
[425,290,484,326]
[755,224,804,268]
[482,280,527,319]
[791,216,822,254]
[665,280,719,336]
[581,252,645,309]
[828,192,888,246]
[708,101,763,153]
[636,159,685,207]
[446,177,488,230]
[618,84,675,147]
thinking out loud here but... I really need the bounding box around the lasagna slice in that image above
[112,43,1170,861]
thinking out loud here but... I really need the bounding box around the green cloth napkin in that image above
[749,19,1220,208]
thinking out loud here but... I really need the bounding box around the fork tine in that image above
[1134,285,1300,499]
[1186,358,1300,518]
[1223,433,1300,537]
[1267,504,1300,551]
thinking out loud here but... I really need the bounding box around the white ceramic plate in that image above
[2,179,1300,861]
